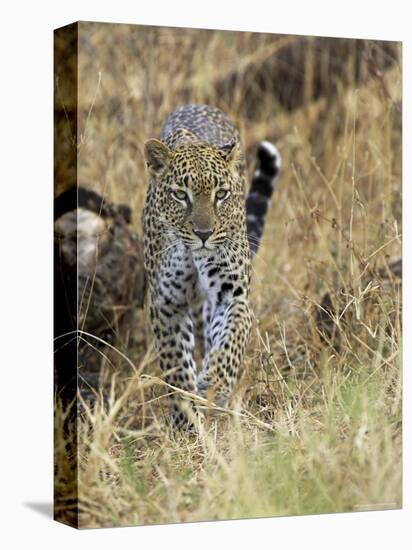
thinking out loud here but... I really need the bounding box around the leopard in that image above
[142,104,280,430]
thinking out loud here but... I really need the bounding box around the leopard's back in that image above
[161,104,239,149]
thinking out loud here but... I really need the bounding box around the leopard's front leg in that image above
[146,242,203,431]
[197,293,252,407]
[149,299,202,430]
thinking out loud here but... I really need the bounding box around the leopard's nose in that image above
[194,229,213,243]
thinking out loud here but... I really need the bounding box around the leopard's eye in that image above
[215,189,230,201]
[171,189,188,202]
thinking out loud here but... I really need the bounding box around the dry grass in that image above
[54,22,402,528]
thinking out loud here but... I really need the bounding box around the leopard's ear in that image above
[219,139,243,172]
[144,139,171,176]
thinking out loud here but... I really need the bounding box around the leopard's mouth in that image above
[192,234,227,252]
[191,241,217,252]
[179,231,227,252]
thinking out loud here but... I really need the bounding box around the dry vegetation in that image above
[54,22,402,528]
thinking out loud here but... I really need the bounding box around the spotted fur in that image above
[142,104,280,429]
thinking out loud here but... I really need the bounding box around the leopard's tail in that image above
[246,141,281,257]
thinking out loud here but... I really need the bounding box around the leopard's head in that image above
[144,138,245,251]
